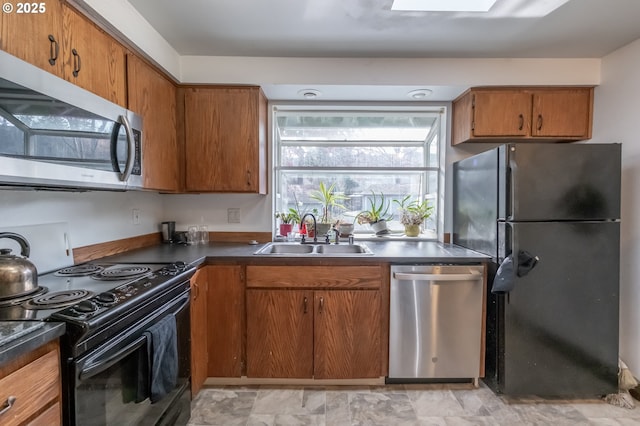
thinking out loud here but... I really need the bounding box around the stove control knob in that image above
[75,300,98,313]
[96,292,117,305]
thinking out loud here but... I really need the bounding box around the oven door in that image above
[70,289,191,426]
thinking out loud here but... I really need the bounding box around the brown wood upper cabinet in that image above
[245,265,383,379]
[127,55,179,191]
[452,87,593,145]
[62,5,126,106]
[1,0,64,77]
[184,86,267,193]
[1,1,126,107]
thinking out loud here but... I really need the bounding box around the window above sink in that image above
[272,103,445,241]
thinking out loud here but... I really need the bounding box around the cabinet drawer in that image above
[0,349,60,426]
[246,265,382,289]
[27,401,61,426]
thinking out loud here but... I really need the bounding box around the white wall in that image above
[0,190,164,247]
[591,38,640,376]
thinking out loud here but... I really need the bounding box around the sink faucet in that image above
[300,213,317,243]
[331,227,340,245]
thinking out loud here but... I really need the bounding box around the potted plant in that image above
[309,182,348,236]
[274,209,298,236]
[394,196,434,237]
[357,191,392,235]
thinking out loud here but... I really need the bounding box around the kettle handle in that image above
[0,233,31,257]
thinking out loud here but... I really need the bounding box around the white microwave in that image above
[0,50,143,191]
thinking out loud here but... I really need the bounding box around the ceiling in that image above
[126,0,640,100]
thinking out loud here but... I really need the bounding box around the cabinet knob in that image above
[48,34,59,66]
[0,396,16,416]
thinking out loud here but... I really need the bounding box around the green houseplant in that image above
[394,196,434,237]
[309,182,348,235]
[357,191,392,235]
[274,209,299,236]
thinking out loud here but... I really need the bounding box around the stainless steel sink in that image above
[254,242,373,256]
[315,244,372,254]
[256,243,314,254]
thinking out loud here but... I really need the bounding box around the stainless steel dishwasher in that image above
[388,264,484,383]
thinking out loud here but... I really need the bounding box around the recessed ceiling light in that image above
[298,89,322,99]
[408,89,433,99]
[392,0,497,12]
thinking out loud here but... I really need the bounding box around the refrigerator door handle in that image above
[507,147,516,219]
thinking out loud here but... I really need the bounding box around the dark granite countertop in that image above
[0,322,65,367]
[0,240,487,366]
[100,240,490,266]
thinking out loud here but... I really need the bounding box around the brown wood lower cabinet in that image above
[190,267,208,396]
[0,340,61,426]
[191,265,245,395]
[206,265,244,378]
[314,290,381,379]
[246,265,383,379]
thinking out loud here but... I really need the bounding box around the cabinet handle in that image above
[0,396,16,416]
[48,34,59,65]
[193,282,199,300]
[246,170,251,187]
[303,296,308,313]
[537,114,543,131]
[72,48,82,77]
[318,296,324,314]
[518,114,524,131]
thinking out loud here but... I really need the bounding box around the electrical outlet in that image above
[132,209,141,225]
[227,208,241,223]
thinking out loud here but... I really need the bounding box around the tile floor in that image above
[188,383,640,426]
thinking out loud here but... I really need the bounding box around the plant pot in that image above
[338,223,354,237]
[279,223,293,236]
[370,220,389,235]
[404,224,421,237]
[315,223,332,236]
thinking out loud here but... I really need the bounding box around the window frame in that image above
[270,102,447,240]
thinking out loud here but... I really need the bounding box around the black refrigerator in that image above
[453,143,621,397]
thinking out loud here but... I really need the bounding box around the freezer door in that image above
[499,221,619,396]
[504,143,621,221]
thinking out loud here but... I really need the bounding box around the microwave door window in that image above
[0,115,24,155]
[0,111,121,172]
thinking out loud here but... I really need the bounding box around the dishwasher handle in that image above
[393,271,483,282]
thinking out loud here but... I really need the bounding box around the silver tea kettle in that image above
[0,232,38,299]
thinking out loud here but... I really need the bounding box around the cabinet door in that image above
[127,55,179,191]
[190,267,208,396]
[185,87,267,193]
[314,290,381,379]
[1,0,64,77]
[207,265,244,377]
[532,89,592,138]
[473,90,532,137]
[62,5,126,106]
[246,289,313,378]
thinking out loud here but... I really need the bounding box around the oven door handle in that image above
[79,334,147,380]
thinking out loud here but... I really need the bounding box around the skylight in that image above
[391,0,497,12]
